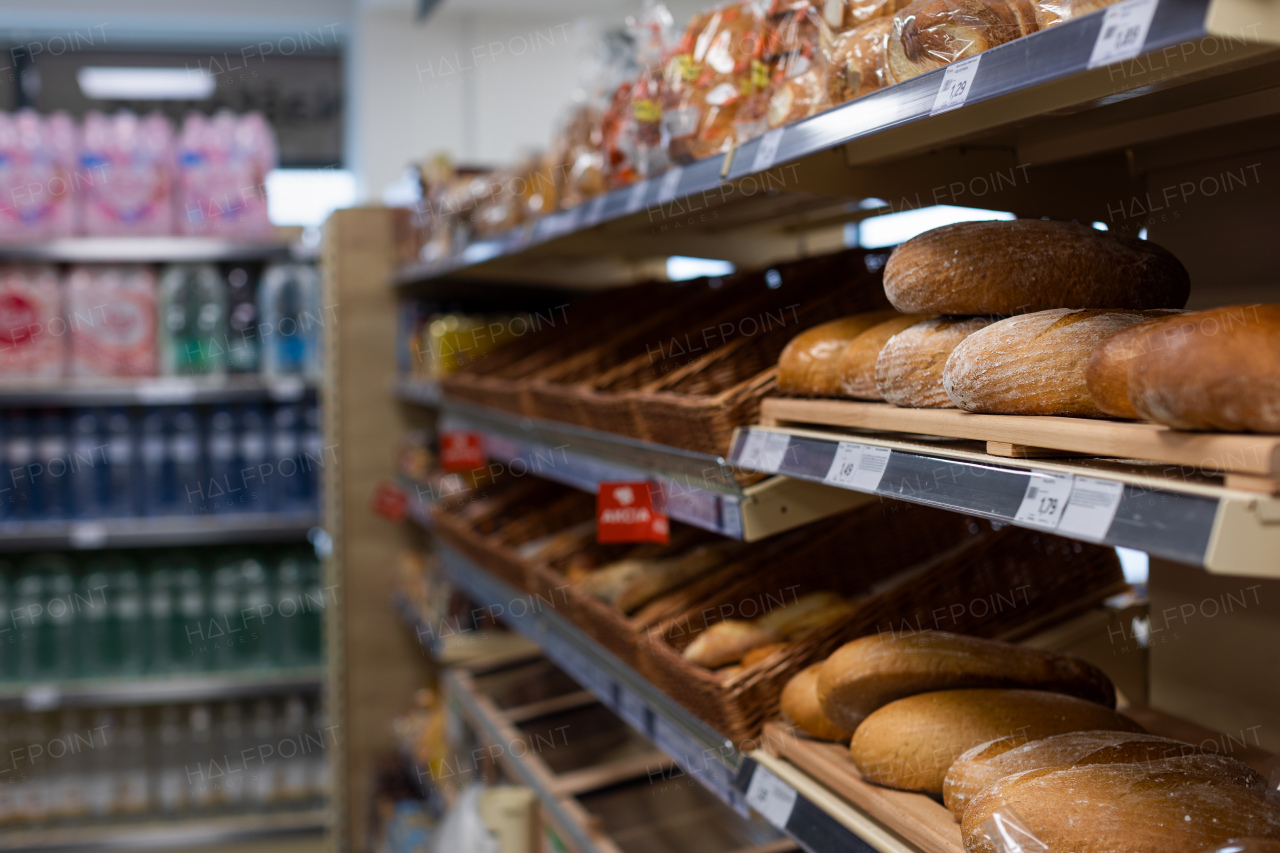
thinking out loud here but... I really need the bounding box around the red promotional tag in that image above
[596,481,669,544]
[440,431,485,472]
[371,480,408,522]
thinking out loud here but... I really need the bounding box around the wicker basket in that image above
[638,521,1126,745]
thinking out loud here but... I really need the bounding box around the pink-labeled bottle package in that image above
[67,264,159,378]
[80,111,176,236]
[177,111,276,238]
[0,110,79,242]
[0,265,66,378]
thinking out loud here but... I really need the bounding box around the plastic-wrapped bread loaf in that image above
[825,19,893,105]
[1125,304,1280,433]
[837,313,930,398]
[781,663,854,741]
[823,0,915,29]
[962,763,1280,853]
[942,309,1179,416]
[816,631,1116,732]
[849,688,1143,794]
[883,220,1191,315]
[943,730,1266,818]
[1085,312,1188,419]
[875,316,994,407]
[778,311,901,396]
[885,0,1039,84]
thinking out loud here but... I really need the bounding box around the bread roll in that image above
[1085,312,1187,419]
[944,730,1265,818]
[885,0,1036,84]
[778,312,900,396]
[1126,304,1280,433]
[683,620,780,668]
[826,19,892,105]
[962,764,1280,853]
[875,317,994,407]
[883,220,1191,315]
[782,664,854,741]
[942,309,1178,416]
[742,643,789,666]
[849,689,1143,794]
[817,631,1116,732]
[837,313,930,398]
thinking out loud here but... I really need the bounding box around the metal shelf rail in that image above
[0,668,326,712]
[0,513,322,552]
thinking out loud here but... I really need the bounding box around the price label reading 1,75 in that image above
[930,55,982,116]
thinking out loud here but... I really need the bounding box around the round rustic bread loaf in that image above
[943,730,1265,818]
[1125,304,1280,432]
[875,316,994,408]
[883,220,1190,315]
[778,312,901,396]
[942,308,1178,416]
[849,688,1143,795]
[1085,311,1187,419]
[781,663,853,742]
[962,763,1280,853]
[837,314,932,399]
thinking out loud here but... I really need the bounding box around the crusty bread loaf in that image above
[837,313,930,398]
[1126,304,1280,433]
[849,689,1143,794]
[683,620,780,668]
[826,19,893,105]
[883,220,1191,315]
[1085,312,1187,419]
[942,309,1179,416]
[778,312,901,396]
[817,631,1116,733]
[943,730,1265,818]
[876,317,994,407]
[962,763,1280,853]
[782,664,854,742]
[885,0,1035,84]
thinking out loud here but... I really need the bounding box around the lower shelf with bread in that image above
[729,421,1280,578]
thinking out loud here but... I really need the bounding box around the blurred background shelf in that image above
[0,808,328,852]
[0,376,316,407]
[0,513,322,551]
[0,237,304,265]
[0,667,325,711]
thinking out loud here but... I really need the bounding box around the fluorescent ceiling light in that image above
[666,256,735,281]
[266,168,357,228]
[77,66,215,100]
[858,205,1015,249]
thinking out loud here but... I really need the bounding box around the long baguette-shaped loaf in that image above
[849,688,1143,794]
[883,220,1190,315]
[962,763,1280,853]
[943,730,1265,818]
[942,309,1178,416]
[778,312,902,396]
[876,317,994,407]
[838,313,932,398]
[1085,311,1187,419]
[816,631,1116,732]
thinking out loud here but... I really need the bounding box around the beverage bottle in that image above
[157,264,227,377]
[209,562,242,671]
[188,704,216,810]
[52,709,88,821]
[15,712,50,824]
[79,559,112,676]
[12,568,42,680]
[238,405,268,512]
[217,702,247,808]
[246,699,278,806]
[309,701,332,800]
[144,557,174,674]
[0,412,7,523]
[5,409,34,520]
[274,553,303,667]
[84,709,115,817]
[138,408,167,515]
[269,404,302,512]
[0,265,65,378]
[224,265,259,373]
[34,409,71,520]
[117,707,150,814]
[70,409,105,518]
[167,406,202,515]
[278,549,323,665]
[28,553,76,679]
[154,705,188,814]
[205,406,240,514]
[238,554,271,668]
[173,563,207,673]
[103,408,135,517]
[67,265,159,378]
[259,265,321,379]
[0,568,12,681]
[109,558,145,675]
[278,695,309,802]
[299,402,323,513]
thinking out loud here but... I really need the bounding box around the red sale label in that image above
[371,481,408,522]
[597,481,669,544]
[440,431,485,472]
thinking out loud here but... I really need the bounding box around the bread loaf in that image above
[683,592,854,667]
[837,313,930,398]
[943,730,1265,818]
[849,689,1143,794]
[816,631,1116,732]
[876,317,994,407]
[782,664,854,741]
[942,309,1178,416]
[883,220,1191,315]
[1085,312,1187,419]
[885,0,1036,84]
[962,763,1280,853]
[778,312,901,396]
[1126,304,1280,433]
[826,19,892,105]
[825,0,914,29]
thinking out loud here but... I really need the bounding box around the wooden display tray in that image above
[757,706,1280,853]
[761,398,1280,491]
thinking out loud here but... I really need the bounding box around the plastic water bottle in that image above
[158,264,226,377]
[108,559,145,675]
[206,406,240,514]
[225,265,259,374]
[0,567,13,680]
[5,409,34,520]
[70,409,105,518]
[238,555,271,668]
[138,409,167,516]
[209,561,242,671]
[270,404,303,512]
[34,409,70,520]
[145,559,175,674]
[238,405,268,512]
[103,408,135,517]
[79,559,112,675]
[173,562,207,671]
[168,407,202,515]
[259,265,321,379]
[299,402,323,513]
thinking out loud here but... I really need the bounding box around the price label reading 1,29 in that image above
[1088,0,1158,68]
[930,55,982,116]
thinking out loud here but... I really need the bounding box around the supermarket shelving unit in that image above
[0,809,328,853]
[365,1,1280,850]
[0,512,321,552]
[0,667,325,712]
[0,237,305,264]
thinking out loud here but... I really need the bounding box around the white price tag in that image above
[69,522,108,550]
[1056,476,1124,542]
[23,685,61,711]
[1013,472,1075,530]
[750,128,785,174]
[625,180,649,213]
[823,442,892,492]
[1088,0,1158,68]
[745,765,797,829]
[930,55,982,116]
[736,430,768,470]
[657,167,683,204]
